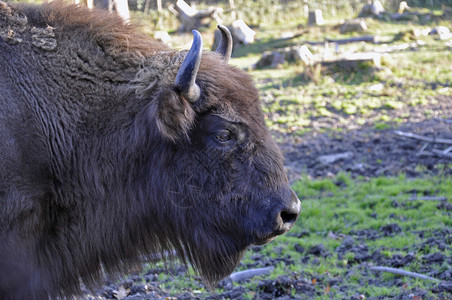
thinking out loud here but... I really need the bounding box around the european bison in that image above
[0,1,301,298]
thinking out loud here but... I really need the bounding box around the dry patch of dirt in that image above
[280,95,452,181]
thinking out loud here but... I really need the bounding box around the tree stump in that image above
[231,19,255,45]
[308,9,324,26]
[170,0,221,32]
[340,19,368,34]
[211,19,255,52]
[253,45,314,69]
[359,0,385,18]
[321,52,382,71]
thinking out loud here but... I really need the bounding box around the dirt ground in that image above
[279,95,452,182]
[85,96,452,299]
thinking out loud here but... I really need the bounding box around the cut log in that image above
[359,0,385,17]
[373,41,424,53]
[390,12,420,21]
[231,19,255,45]
[298,35,380,46]
[326,35,378,44]
[114,0,130,21]
[170,0,221,32]
[398,1,410,14]
[321,52,381,71]
[340,19,367,34]
[289,45,314,65]
[429,26,452,40]
[211,20,255,52]
[92,0,129,20]
[153,31,171,45]
[254,51,285,69]
[308,9,324,26]
[253,45,313,69]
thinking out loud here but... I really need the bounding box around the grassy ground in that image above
[228,16,452,137]
[132,174,451,299]
[264,174,451,298]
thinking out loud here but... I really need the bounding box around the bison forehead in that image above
[196,53,266,132]
[132,51,264,127]
[131,51,184,98]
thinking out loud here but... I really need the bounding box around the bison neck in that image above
[5,54,173,294]
[39,110,170,290]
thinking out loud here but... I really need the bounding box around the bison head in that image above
[134,26,301,283]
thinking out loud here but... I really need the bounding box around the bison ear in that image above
[155,88,195,142]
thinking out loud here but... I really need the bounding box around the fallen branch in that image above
[326,35,378,44]
[373,42,424,53]
[419,143,429,152]
[434,118,452,124]
[417,151,437,157]
[229,266,274,282]
[408,196,448,201]
[431,149,452,158]
[298,36,380,46]
[416,150,452,159]
[370,266,440,282]
[394,131,452,145]
[442,146,452,154]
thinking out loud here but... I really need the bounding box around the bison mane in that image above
[17,1,168,63]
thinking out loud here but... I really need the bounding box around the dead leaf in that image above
[328,231,339,239]
[113,286,130,300]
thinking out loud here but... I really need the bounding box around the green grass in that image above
[256,174,451,295]
[225,12,452,136]
[149,174,452,298]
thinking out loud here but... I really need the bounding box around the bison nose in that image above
[277,190,301,232]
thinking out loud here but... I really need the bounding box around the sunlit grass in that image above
[144,174,451,298]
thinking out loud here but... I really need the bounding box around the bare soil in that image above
[281,95,452,182]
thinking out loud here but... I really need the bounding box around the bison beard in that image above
[0,1,301,298]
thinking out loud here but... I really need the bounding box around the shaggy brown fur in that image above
[0,1,300,298]
[26,1,167,60]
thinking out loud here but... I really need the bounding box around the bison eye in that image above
[214,130,232,143]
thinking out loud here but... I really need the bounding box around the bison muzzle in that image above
[0,1,300,298]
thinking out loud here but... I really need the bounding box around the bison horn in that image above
[175,30,203,102]
[215,25,233,63]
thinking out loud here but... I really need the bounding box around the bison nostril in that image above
[280,210,298,225]
[278,194,301,231]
